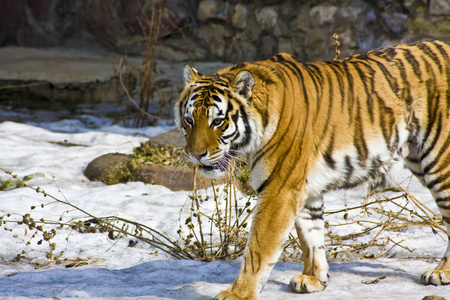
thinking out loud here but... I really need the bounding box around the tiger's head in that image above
[175,65,259,179]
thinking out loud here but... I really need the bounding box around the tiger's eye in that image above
[185,117,194,126]
[212,118,224,127]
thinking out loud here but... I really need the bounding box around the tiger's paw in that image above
[289,274,327,293]
[213,290,257,300]
[421,269,450,286]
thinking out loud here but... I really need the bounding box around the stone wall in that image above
[1,0,449,62]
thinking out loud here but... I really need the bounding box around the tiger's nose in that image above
[191,152,207,160]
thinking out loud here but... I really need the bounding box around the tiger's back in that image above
[175,40,450,299]
[234,41,449,197]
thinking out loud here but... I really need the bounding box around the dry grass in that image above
[178,167,255,261]
[113,3,194,127]
[1,161,446,267]
[324,184,445,261]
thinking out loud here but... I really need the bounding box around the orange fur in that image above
[175,40,450,299]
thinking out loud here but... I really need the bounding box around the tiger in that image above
[174,40,450,299]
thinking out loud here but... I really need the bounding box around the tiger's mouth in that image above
[196,154,231,179]
[198,155,230,172]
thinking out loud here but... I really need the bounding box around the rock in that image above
[411,17,450,38]
[2,0,450,64]
[403,0,418,13]
[83,1,126,48]
[278,38,293,54]
[435,20,450,37]
[410,17,434,35]
[197,0,229,22]
[339,6,362,21]
[226,37,257,62]
[255,6,278,30]
[132,163,194,191]
[232,4,249,30]
[84,153,132,184]
[195,24,226,58]
[83,152,196,191]
[0,47,142,105]
[381,12,410,37]
[148,128,186,149]
[429,0,450,16]
[156,43,191,62]
[243,17,262,43]
[290,11,309,32]
[0,1,26,45]
[309,5,338,25]
[82,127,244,191]
[337,29,358,50]
[260,35,278,59]
[422,296,447,300]
[121,0,187,39]
[84,129,193,190]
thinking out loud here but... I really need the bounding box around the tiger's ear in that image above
[183,64,200,85]
[234,70,255,99]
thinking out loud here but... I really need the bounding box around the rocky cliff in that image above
[1,0,449,63]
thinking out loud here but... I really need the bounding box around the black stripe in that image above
[402,48,422,79]
[325,61,346,110]
[378,102,396,147]
[420,113,442,162]
[409,168,425,178]
[252,64,293,167]
[353,61,375,124]
[353,100,368,166]
[230,63,246,71]
[421,80,439,145]
[302,62,333,142]
[366,55,400,96]
[436,197,450,209]
[232,105,251,149]
[418,42,443,73]
[212,95,222,102]
[256,62,306,193]
[392,54,413,105]
[323,133,336,169]
[442,215,450,225]
[302,62,324,116]
[344,155,354,180]
[426,169,450,190]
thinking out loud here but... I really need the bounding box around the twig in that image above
[117,58,173,123]
[362,275,386,284]
[397,183,443,221]
[0,82,46,90]
[0,167,192,260]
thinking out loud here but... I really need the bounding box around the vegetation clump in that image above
[129,142,186,168]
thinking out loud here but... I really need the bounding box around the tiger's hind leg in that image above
[421,181,450,285]
[404,138,450,286]
[420,190,450,285]
[289,194,329,293]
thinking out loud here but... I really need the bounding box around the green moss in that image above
[106,161,134,185]
[0,178,21,191]
[104,142,187,185]
[0,173,44,191]
[235,167,250,184]
[129,142,186,169]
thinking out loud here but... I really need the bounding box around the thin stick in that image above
[0,82,46,90]
[117,58,173,123]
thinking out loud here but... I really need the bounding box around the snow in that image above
[0,116,449,300]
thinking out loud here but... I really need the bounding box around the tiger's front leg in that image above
[214,188,298,300]
[289,194,329,293]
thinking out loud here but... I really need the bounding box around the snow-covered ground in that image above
[0,112,449,300]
